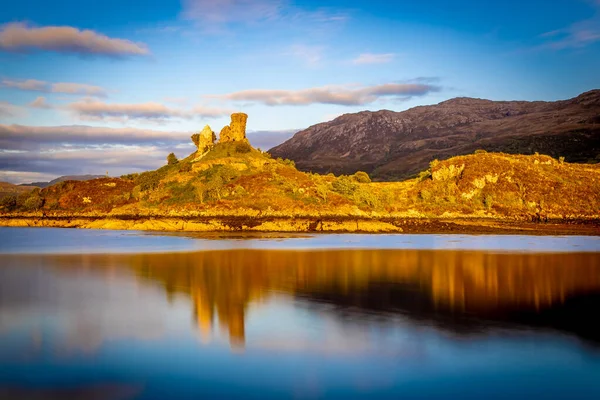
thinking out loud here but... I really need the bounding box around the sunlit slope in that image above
[2,144,599,220]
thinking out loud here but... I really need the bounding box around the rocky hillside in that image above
[0,182,37,199]
[269,90,600,180]
[1,113,599,230]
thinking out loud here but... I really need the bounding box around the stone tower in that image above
[219,113,248,142]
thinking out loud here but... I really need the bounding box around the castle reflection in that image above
[108,249,600,349]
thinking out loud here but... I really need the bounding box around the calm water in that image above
[1,228,600,399]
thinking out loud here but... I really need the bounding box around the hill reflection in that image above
[112,250,600,348]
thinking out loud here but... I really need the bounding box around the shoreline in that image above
[1,216,599,236]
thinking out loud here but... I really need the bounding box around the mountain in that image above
[269,90,600,180]
[0,182,37,199]
[22,175,105,188]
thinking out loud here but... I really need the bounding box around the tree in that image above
[167,153,178,165]
[0,195,17,211]
[24,196,44,211]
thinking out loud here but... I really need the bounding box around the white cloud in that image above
[51,82,107,96]
[67,99,233,121]
[2,78,108,96]
[216,82,440,106]
[1,79,47,91]
[0,22,150,57]
[28,96,52,109]
[352,53,395,65]
[0,170,57,184]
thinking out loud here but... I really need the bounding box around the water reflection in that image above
[5,249,600,351]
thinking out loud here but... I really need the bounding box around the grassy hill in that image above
[1,139,599,229]
[0,182,37,200]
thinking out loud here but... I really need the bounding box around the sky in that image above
[0,0,599,183]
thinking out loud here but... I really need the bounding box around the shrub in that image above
[0,195,17,211]
[167,153,178,165]
[121,173,139,180]
[202,175,224,202]
[354,187,379,208]
[135,170,167,191]
[179,162,192,173]
[16,192,31,209]
[203,164,240,183]
[315,183,329,202]
[131,186,142,199]
[232,185,248,197]
[417,170,432,181]
[24,196,44,211]
[277,158,296,167]
[353,171,371,183]
[474,149,487,154]
[235,141,252,153]
[332,176,358,196]
[166,182,198,204]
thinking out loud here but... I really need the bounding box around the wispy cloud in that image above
[67,99,233,122]
[0,101,23,118]
[1,79,47,91]
[215,82,441,106]
[0,124,189,148]
[0,124,294,152]
[28,96,52,109]
[352,53,395,65]
[0,170,58,185]
[286,44,324,67]
[0,144,180,182]
[538,2,600,49]
[182,0,283,25]
[0,22,150,57]
[1,78,108,96]
[180,0,347,32]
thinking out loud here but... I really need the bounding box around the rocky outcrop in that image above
[192,125,216,155]
[219,113,248,142]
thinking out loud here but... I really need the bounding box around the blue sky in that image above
[0,0,599,183]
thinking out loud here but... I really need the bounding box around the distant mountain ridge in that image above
[0,182,37,199]
[269,90,600,180]
[21,175,105,188]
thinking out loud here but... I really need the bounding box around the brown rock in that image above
[194,125,216,154]
[219,113,248,142]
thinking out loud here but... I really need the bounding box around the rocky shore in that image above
[1,215,599,235]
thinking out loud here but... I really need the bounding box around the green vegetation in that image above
[3,142,599,223]
[0,195,16,211]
